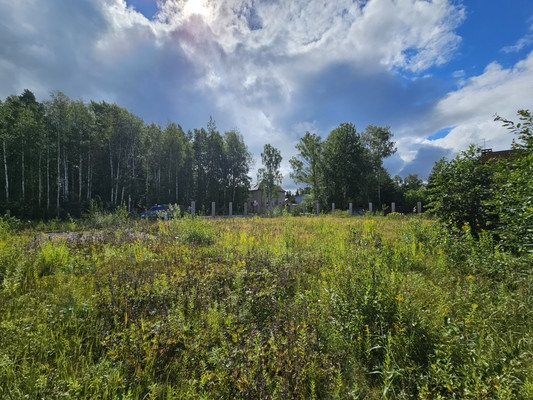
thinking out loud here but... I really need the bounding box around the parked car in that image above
[353,207,365,215]
[140,204,171,220]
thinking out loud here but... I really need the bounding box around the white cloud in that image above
[432,52,533,150]
[102,0,464,103]
[501,35,533,54]
[389,51,533,177]
[501,14,533,54]
[347,0,464,72]
[113,0,465,175]
[0,0,466,111]
[0,0,495,184]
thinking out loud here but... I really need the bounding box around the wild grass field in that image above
[0,213,532,399]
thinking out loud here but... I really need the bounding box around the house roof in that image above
[250,183,286,192]
[481,149,515,162]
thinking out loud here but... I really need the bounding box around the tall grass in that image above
[0,214,531,398]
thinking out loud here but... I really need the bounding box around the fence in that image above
[161,201,424,218]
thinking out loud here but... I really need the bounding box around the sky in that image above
[1,0,533,190]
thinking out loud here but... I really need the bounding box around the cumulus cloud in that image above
[123,0,464,177]
[3,0,530,185]
[390,51,533,177]
[430,52,533,150]
[145,0,464,95]
[0,0,466,111]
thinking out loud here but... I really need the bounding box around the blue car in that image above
[140,204,171,220]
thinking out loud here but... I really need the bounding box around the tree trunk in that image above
[78,154,82,204]
[175,164,179,202]
[63,149,68,199]
[377,169,381,205]
[157,166,161,198]
[21,150,25,200]
[87,150,92,200]
[131,145,135,201]
[343,186,347,210]
[109,143,114,204]
[47,146,50,211]
[3,141,8,202]
[38,152,42,209]
[114,159,120,205]
[57,134,60,216]
[231,175,236,204]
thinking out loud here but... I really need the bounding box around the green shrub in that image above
[36,239,70,276]
[180,217,216,245]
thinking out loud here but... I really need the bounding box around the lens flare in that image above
[184,0,209,18]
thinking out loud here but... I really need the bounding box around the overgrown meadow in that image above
[1,213,532,399]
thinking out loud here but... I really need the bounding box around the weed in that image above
[0,215,532,398]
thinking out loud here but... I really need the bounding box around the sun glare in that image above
[184,0,209,18]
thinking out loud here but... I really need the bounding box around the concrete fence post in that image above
[191,201,196,217]
[417,201,422,214]
[244,202,248,217]
[349,203,353,215]
[332,203,335,213]
[212,202,216,218]
[229,202,233,217]
[391,202,396,213]
[316,202,320,216]
[369,202,373,214]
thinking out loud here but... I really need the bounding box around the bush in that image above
[179,217,216,245]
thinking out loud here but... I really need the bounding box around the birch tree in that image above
[289,131,324,206]
[258,144,282,217]
[0,100,10,204]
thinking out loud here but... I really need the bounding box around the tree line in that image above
[288,123,426,212]
[0,89,426,219]
[0,90,252,219]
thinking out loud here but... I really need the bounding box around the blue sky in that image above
[1,0,532,189]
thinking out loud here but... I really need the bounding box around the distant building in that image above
[481,148,514,163]
[249,183,286,214]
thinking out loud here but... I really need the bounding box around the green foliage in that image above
[393,174,427,211]
[37,239,70,276]
[0,216,532,398]
[0,91,254,220]
[322,122,368,209]
[426,109,533,253]
[224,129,252,208]
[290,124,397,211]
[0,226,26,290]
[257,144,283,217]
[84,200,130,228]
[427,145,494,238]
[290,131,325,206]
[178,217,216,245]
[404,186,426,211]
[362,125,397,205]
[0,215,12,241]
[492,110,533,253]
[491,153,533,253]
[2,89,402,221]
